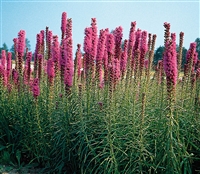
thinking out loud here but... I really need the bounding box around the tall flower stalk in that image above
[23,51,32,85]
[113,26,123,88]
[47,58,55,86]
[52,35,60,76]
[139,30,148,79]
[90,18,98,80]
[183,42,197,85]
[64,38,74,95]
[32,78,40,99]
[13,38,18,70]
[177,32,184,78]
[106,33,115,99]
[34,33,43,78]
[96,29,106,88]
[163,32,180,173]
[126,21,136,87]
[163,33,177,102]
[17,30,26,75]
[61,12,67,41]
[76,44,82,82]
[120,39,128,80]
[6,52,12,84]
[83,27,92,83]
[0,50,7,86]
[131,29,141,81]
[37,54,43,81]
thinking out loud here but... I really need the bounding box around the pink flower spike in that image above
[76,44,82,80]
[96,29,107,86]
[83,27,92,53]
[24,51,32,84]
[140,30,148,73]
[66,18,72,40]
[37,54,43,80]
[52,35,60,73]
[114,26,123,49]
[90,18,98,58]
[128,21,136,51]
[1,50,6,70]
[0,65,6,86]
[186,42,197,68]
[163,35,178,86]
[64,37,74,88]
[61,12,67,39]
[17,30,26,74]
[47,58,55,85]
[133,29,142,52]
[120,39,128,74]
[7,52,12,82]
[12,69,19,86]
[106,33,115,54]
[32,78,40,99]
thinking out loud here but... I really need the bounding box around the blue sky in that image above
[0,0,199,56]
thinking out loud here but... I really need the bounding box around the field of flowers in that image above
[0,12,200,173]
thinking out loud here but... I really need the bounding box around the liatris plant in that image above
[6,52,12,84]
[60,39,67,83]
[146,34,156,82]
[23,51,32,85]
[177,32,184,77]
[1,50,6,70]
[120,39,128,80]
[151,34,157,52]
[96,29,106,88]
[157,60,164,85]
[147,33,152,52]
[131,29,141,79]
[113,26,123,88]
[34,33,42,78]
[13,38,18,69]
[76,44,82,81]
[164,22,170,46]
[66,18,72,40]
[0,65,6,86]
[37,54,43,81]
[103,34,109,84]
[184,42,197,82]
[133,49,141,82]
[126,21,136,86]
[83,27,92,80]
[45,26,49,59]
[61,12,67,40]
[163,33,177,101]
[17,30,26,75]
[31,78,40,99]
[128,21,136,54]
[0,50,7,86]
[139,30,148,78]
[90,18,98,79]
[64,37,74,95]
[47,30,52,60]
[106,33,115,96]
[52,35,60,76]
[12,69,19,87]
[114,26,123,60]
[40,30,45,56]
[127,22,136,72]
[47,58,55,86]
